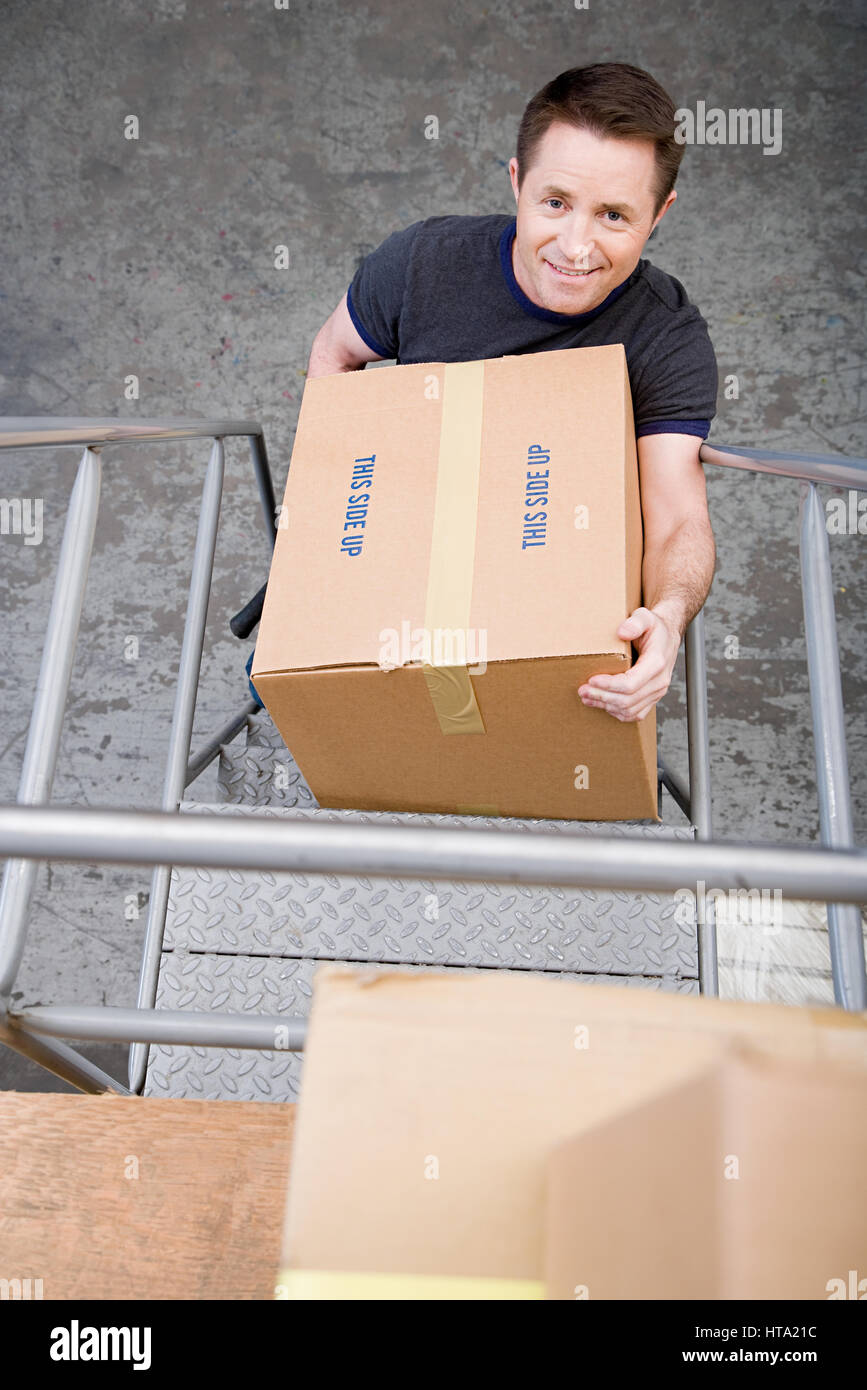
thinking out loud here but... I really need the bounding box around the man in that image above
[304,62,717,724]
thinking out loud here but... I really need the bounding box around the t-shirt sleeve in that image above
[345,220,426,360]
[632,308,719,440]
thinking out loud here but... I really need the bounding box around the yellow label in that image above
[275,1268,544,1300]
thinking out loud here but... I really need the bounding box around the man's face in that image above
[508,121,676,314]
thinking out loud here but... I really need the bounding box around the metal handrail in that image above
[0,418,279,543]
[699,441,867,489]
[127,437,226,1094]
[1,420,866,1101]
[10,1003,308,1051]
[697,441,866,1013]
[0,803,864,899]
[3,422,864,486]
[0,419,279,1096]
[0,418,265,449]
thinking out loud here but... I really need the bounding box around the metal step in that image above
[216,709,317,809]
[168,800,698,975]
[144,710,699,1099]
[215,712,857,1008]
[145,954,699,1102]
[159,707,863,1094]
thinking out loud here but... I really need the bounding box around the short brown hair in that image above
[515,63,685,218]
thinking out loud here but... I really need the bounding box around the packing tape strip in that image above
[275,1268,544,1300]
[422,359,486,735]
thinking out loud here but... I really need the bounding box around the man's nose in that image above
[558,219,597,268]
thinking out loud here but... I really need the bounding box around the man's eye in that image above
[546,198,564,210]
[604,210,622,222]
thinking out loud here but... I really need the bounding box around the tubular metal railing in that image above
[0,418,864,1099]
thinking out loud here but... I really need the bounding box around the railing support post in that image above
[685,609,719,997]
[799,482,867,1010]
[0,447,101,1003]
[0,1014,129,1094]
[129,439,225,1092]
[249,432,277,545]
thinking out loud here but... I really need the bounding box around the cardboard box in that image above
[277,967,867,1299]
[545,1051,867,1300]
[252,344,658,820]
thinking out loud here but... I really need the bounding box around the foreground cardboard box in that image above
[278,968,867,1299]
[546,1051,867,1300]
[253,344,658,820]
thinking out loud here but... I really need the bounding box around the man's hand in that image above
[577,433,717,722]
[577,605,682,722]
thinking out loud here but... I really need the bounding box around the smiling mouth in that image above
[545,260,600,278]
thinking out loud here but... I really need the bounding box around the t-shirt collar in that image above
[499,216,638,325]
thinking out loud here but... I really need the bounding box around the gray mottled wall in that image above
[0,0,864,1083]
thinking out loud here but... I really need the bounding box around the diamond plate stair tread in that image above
[171,800,699,978]
[222,713,861,1005]
[159,712,699,1101]
[144,953,699,1101]
[245,711,292,750]
[217,712,316,809]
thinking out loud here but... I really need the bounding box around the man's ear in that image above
[508,156,520,204]
[651,187,677,233]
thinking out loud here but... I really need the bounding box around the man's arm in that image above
[578,433,716,722]
[637,431,716,638]
[305,291,388,379]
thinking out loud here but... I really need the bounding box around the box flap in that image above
[544,1049,867,1299]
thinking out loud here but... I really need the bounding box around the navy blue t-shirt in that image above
[347,213,718,439]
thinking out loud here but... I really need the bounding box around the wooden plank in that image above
[0,1092,294,1300]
